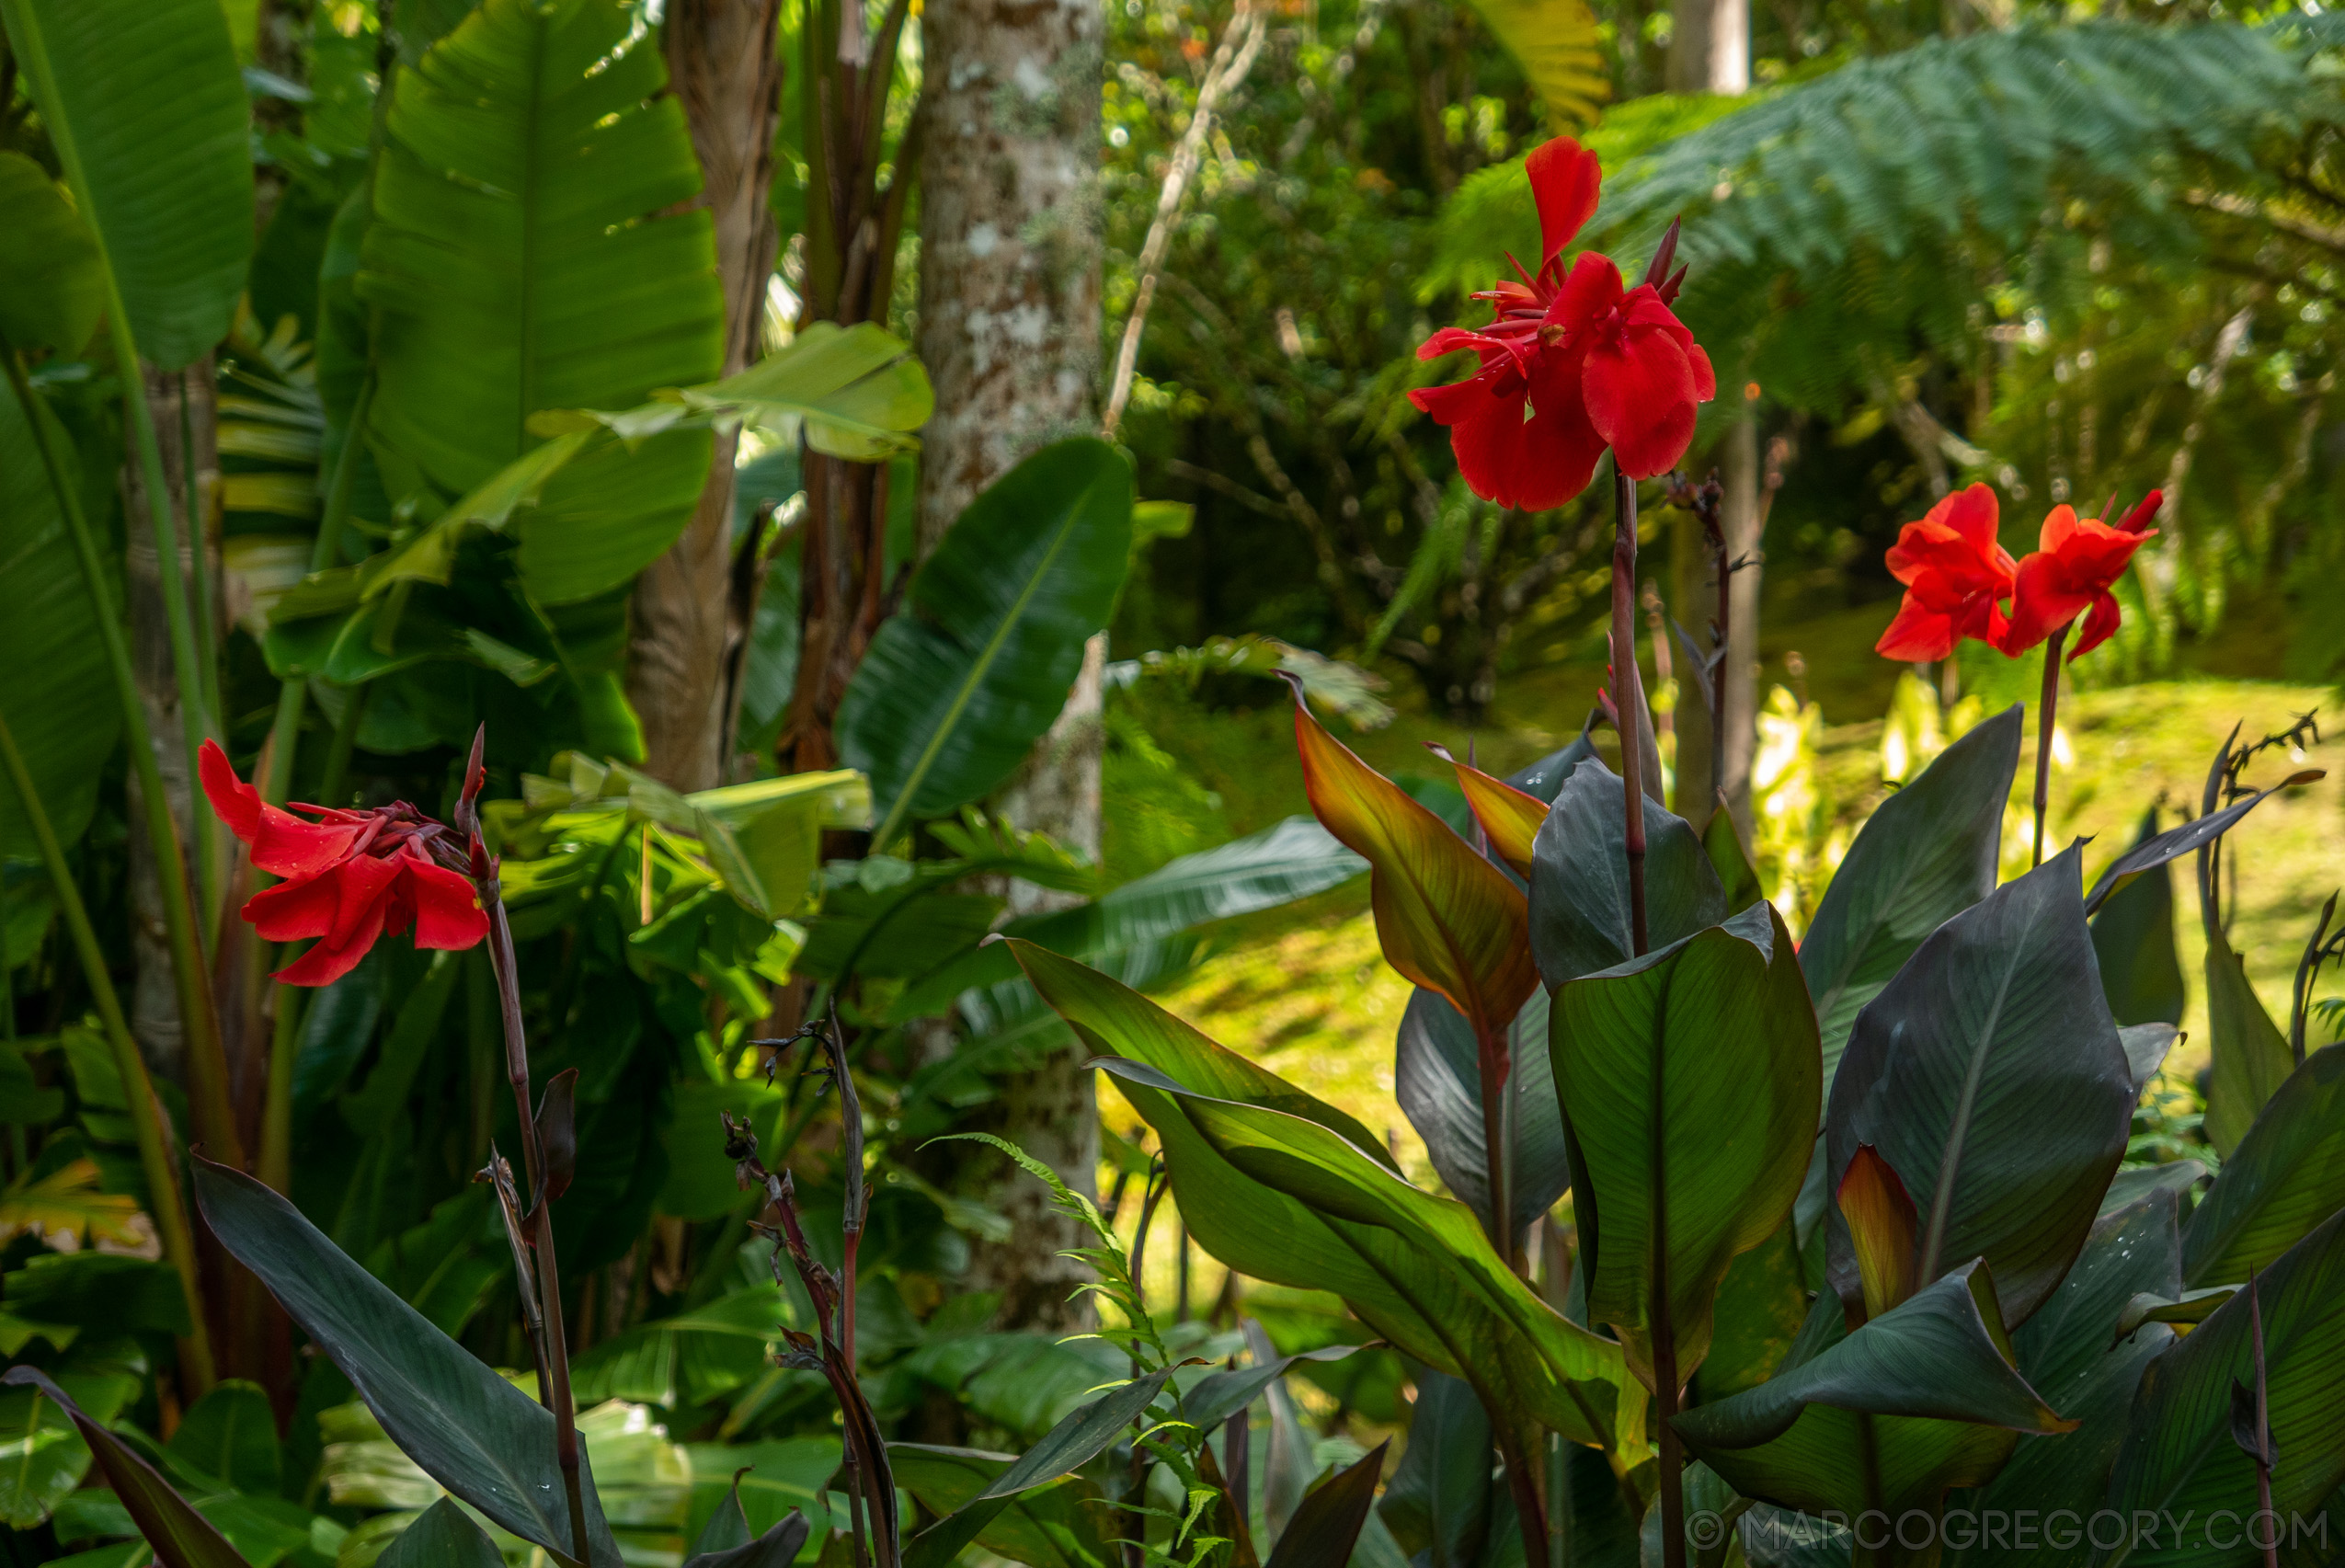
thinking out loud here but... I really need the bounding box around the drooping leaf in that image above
[1673,1262,2071,1519]
[360,0,724,600]
[2082,776,2322,915]
[378,1497,506,1568]
[674,321,930,461]
[2182,1045,2345,1288]
[1377,1371,1492,1568]
[2202,924,2296,1161]
[0,152,103,354]
[1798,706,2021,1083]
[1289,688,1536,1044]
[1396,984,1569,1238]
[1824,846,2133,1333]
[1011,943,1638,1465]
[1550,901,1821,1389]
[1704,810,1764,916]
[190,1160,624,1566]
[1527,756,1724,991]
[1264,1443,1389,1568]
[2088,808,2185,1027]
[0,374,120,865]
[2103,1207,2345,1551]
[1943,1192,2184,1565]
[1184,1343,1364,1432]
[1458,0,1607,127]
[0,0,251,368]
[0,1368,244,1568]
[839,439,1135,841]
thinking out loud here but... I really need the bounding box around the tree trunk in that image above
[1717,412,1761,840]
[121,362,218,1085]
[626,0,784,789]
[1666,0,1748,94]
[1670,0,1756,833]
[916,0,1104,1330]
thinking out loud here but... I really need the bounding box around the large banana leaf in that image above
[2181,1045,2345,1288]
[1798,706,2020,1082]
[2102,1207,2345,1563]
[0,0,250,369]
[360,0,724,593]
[1942,1191,2184,1566]
[1824,846,2133,1333]
[1674,1262,2070,1519]
[1010,942,1638,1466]
[0,152,102,354]
[1550,901,1820,1391]
[191,1160,625,1567]
[1527,756,1723,991]
[839,440,1135,843]
[0,371,119,866]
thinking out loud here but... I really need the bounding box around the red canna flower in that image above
[1873,484,2019,662]
[2002,491,2161,660]
[1409,137,1716,510]
[200,740,488,987]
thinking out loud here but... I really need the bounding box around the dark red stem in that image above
[2032,624,2067,869]
[1614,471,1650,956]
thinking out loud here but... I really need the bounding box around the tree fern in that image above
[1425,21,2334,403]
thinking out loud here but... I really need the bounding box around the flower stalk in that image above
[2030,624,2067,867]
[1613,470,1650,958]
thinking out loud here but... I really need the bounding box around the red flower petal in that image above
[1875,594,1960,662]
[1546,251,1624,334]
[2114,489,2163,535]
[250,812,365,881]
[242,872,339,943]
[2003,550,2099,654]
[322,853,402,951]
[1526,137,1603,269]
[198,741,261,845]
[405,857,488,950]
[1583,324,1697,479]
[271,896,390,988]
[2068,591,2122,659]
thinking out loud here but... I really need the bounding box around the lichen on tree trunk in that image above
[627,0,784,789]
[916,0,1106,1331]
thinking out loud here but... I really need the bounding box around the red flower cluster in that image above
[1874,484,2160,664]
[200,741,488,986]
[1410,137,1715,511]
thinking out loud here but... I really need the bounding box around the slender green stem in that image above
[2030,624,2067,869]
[318,682,371,809]
[109,305,223,932]
[0,705,215,1391]
[1613,472,1649,956]
[257,982,303,1196]
[1,348,243,1170]
[180,385,223,748]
